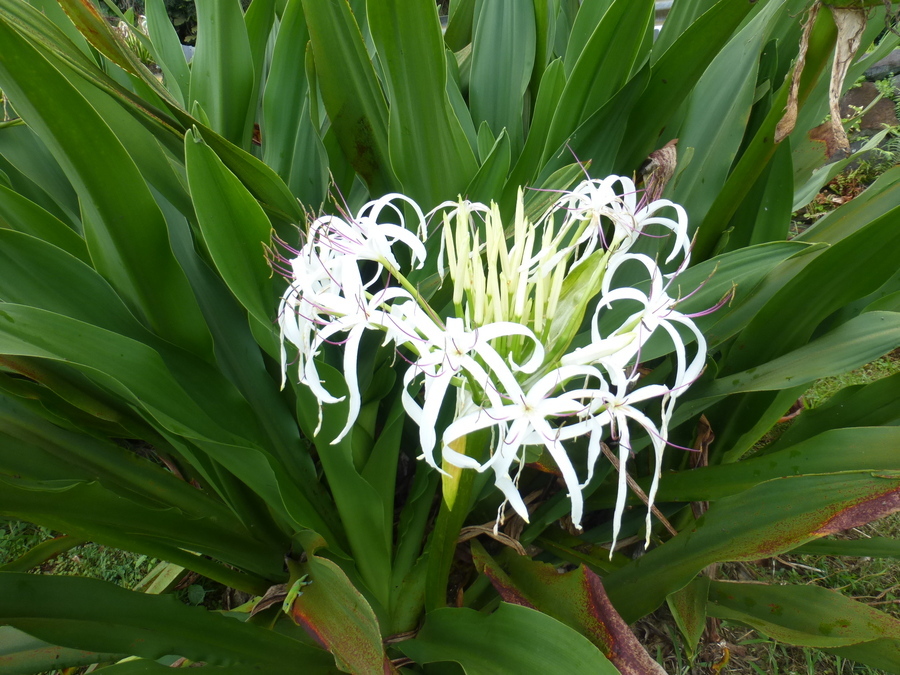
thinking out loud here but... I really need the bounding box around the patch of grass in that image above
[803,349,900,409]
[0,518,157,589]
[641,354,900,673]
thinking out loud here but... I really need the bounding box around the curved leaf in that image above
[185,130,277,329]
[0,573,335,669]
[0,15,212,359]
[708,581,900,672]
[399,603,619,673]
[605,471,900,622]
[368,0,477,206]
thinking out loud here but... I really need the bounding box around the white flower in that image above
[441,365,607,529]
[275,178,710,549]
[401,316,545,469]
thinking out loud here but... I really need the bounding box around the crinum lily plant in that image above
[276,175,706,549]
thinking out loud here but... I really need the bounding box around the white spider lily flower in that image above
[601,253,707,398]
[275,177,710,549]
[441,365,607,530]
[401,316,545,469]
[588,371,670,551]
[304,287,417,443]
[550,174,691,267]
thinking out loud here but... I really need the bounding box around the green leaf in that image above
[444,0,476,51]
[605,471,900,622]
[0,535,86,573]
[0,573,336,668]
[0,304,335,543]
[0,475,279,588]
[0,625,124,675]
[464,129,510,203]
[184,129,278,329]
[700,312,900,399]
[764,372,900,454]
[650,427,900,503]
[399,603,619,673]
[469,0,535,156]
[666,577,709,660]
[472,544,665,673]
[791,537,900,558]
[617,0,762,171]
[0,15,213,359]
[542,0,653,165]
[286,541,390,674]
[505,57,565,193]
[707,581,900,672]
[0,184,88,263]
[261,0,310,182]
[56,0,176,107]
[301,0,393,195]
[670,1,783,234]
[145,0,191,105]
[190,0,256,147]
[368,0,477,206]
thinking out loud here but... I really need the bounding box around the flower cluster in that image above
[276,177,706,548]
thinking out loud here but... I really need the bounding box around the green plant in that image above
[1,0,900,673]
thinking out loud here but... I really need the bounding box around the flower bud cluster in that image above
[277,177,706,548]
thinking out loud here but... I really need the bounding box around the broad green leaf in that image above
[563,0,614,76]
[0,573,336,669]
[469,0,535,156]
[693,6,837,259]
[0,16,213,359]
[792,537,900,558]
[652,0,720,56]
[184,130,278,329]
[464,129,510,204]
[92,661,298,674]
[444,0,476,51]
[286,541,390,674]
[666,577,709,660]
[0,626,123,675]
[0,184,87,263]
[261,0,309,182]
[243,0,275,149]
[542,0,652,165]
[0,476,278,590]
[472,544,665,674]
[368,0,477,206]
[712,182,900,361]
[55,0,176,107]
[0,123,79,225]
[707,581,900,672]
[670,1,782,234]
[763,372,900,454]
[505,57,565,194]
[292,364,392,608]
[797,166,900,245]
[301,0,393,196]
[145,0,191,105]
[190,0,255,147]
[399,603,619,673]
[0,304,335,542]
[648,427,900,503]
[605,471,900,622]
[792,128,891,212]
[617,0,759,169]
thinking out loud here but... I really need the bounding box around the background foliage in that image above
[1,0,900,673]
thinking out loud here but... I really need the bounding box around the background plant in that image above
[0,0,899,672]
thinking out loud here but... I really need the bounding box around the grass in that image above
[640,349,900,674]
[0,519,158,589]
